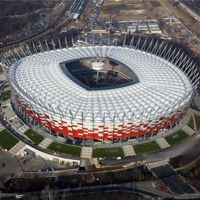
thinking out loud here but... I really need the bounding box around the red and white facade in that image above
[8,45,199,142]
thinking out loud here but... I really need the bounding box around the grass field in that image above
[24,129,44,145]
[93,147,124,158]
[0,129,19,150]
[48,142,81,156]
[1,90,11,101]
[188,116,194,129]
[194,114,200,130]
[165,130,188,145]
[134,141,160,154]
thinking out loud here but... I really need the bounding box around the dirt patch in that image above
[159,1,200,38]
[99,0,153,21]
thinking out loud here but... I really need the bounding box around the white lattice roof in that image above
[9,46,193,123]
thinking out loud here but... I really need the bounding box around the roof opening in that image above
[60,57,139,91]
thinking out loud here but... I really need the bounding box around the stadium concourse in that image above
[1,36,199,146]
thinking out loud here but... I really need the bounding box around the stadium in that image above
[6,39,199,144]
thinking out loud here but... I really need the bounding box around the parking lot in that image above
[83,6,101,32]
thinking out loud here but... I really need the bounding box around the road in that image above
[0,182,172,199]
[100,130,200,170]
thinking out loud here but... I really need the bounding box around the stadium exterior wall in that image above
[12,94,187,141]
[3,40,199,143]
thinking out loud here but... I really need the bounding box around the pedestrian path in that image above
[9,141,26,156]
[122,145,136,156]
[17,124,29,134]
[182,125,195,136]
[155,137,170,149]
[38,138,52,149]
[192,113,197,130]
[80,146,93,159]
[191,108,200,117]
[148,159,169,169]
[17,124,32,141]
[0,124,5,132]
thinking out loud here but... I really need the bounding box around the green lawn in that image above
[48,142,81,156]
[24,129,44,145]
[0,129,19,150]
[165,130,188,145]
[194,114,200,130]
[93,147,124,158]
[1,90,11,101]
[134,141,160,154]
[188,116,194,130]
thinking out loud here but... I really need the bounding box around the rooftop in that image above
[9,46,193,123]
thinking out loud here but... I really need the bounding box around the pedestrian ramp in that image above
[9,141,26,156]
[148,159,169,169]
[17,125,29,134]
[155,137,170,149]
[122,145,136,156]
[182,125,195,136]
[80,146,93,159]
[38,138,52,149]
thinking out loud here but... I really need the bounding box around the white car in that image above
[15,194,24,199]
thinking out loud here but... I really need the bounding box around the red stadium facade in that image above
[13,95,187,141]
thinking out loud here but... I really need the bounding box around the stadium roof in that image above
[9,46,193,123]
